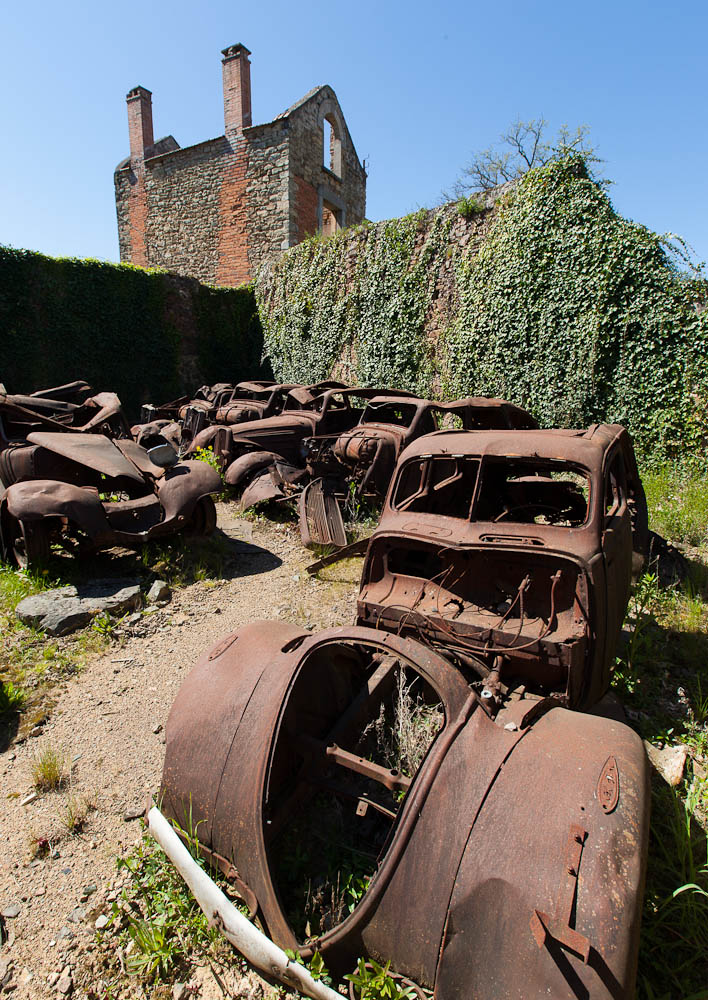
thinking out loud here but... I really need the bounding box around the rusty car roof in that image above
[396,424,626,472]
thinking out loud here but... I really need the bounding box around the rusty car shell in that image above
[0,384,130,441]
[0,430,221,566]
[132,382,242,446]
[357,424,648,712]
[212,381,302,426]
[160,620,649,998]
[190,386,414,488]
[303,395,539,500]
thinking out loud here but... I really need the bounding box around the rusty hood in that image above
[26,432,144,483]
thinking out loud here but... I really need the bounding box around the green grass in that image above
[643,465,708,547]
[612,461,708,997]
[99,814,243,986]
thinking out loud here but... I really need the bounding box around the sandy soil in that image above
[0,504,359,998]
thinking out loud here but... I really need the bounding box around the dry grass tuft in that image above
[31,745,69,792]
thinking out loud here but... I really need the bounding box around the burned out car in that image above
[357,424,648,711]
[0,431,220,567]
[247,394,537,548]
[160,619,649,998]
[212,381,302,426]
[1,382,129,440]
[301,394,537,510]
[131,382,241,449]
[190,384,412,498]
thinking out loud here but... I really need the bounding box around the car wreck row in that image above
[160,420,651,998]
[2,377,652,998]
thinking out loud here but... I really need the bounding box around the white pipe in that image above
[147,807,342,1000]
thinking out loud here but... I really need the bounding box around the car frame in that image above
[357,423,648,711]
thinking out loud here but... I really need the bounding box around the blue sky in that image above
[1,0,706,268]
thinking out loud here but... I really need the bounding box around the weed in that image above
[637,780,708,998]
[456,194,485,220]
[31,746,69,792]
[643,465,708,547]
[192,446,221,472]
[284,949,333,986]
[108,813,237,985]
[91,612,119,639]
[0,680,26,715]
[363,668,444,776]
[140,534,228,587]
[28,831,53,859]
[61,792,96,833]
[345,957,417,999]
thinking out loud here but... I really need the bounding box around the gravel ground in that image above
[0,504,359,998]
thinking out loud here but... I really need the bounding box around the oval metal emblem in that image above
[597,755,620,813]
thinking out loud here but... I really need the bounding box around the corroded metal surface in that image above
[161,623,649,998]
[0,423,221,565]
[358,423,648,711]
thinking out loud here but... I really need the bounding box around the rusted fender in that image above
[157,461,222,522]
[1,480,111,541]
[433,707,650,999]
[224,451,278,489]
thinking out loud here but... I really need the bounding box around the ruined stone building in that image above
[114,45,366,286]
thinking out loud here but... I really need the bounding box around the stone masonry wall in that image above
[243,123,290,276]
[287,86,366,243]
[115,85,365,287]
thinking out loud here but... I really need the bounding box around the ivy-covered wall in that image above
[0,247,266,419]
[256,158,708,462]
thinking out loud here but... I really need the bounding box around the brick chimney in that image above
[126,86,154,161]
[222,44,252,136]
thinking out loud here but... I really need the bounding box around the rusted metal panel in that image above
[160,624,649,998]
[299,478,347,548]
[26,432,144,482]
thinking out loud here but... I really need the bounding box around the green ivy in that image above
[256,210,454,396]
[256,157,708,464]
[0,247,267,420]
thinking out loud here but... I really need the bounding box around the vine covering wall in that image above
[0,247,266,419]
[256,158,708,462]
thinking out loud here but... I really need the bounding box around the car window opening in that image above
[265,643,444,943]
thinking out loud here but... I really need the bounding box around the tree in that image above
[443,117,600,198]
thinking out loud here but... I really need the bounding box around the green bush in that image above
[0,247,267,420]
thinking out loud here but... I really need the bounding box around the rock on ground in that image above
[15,581,142,636]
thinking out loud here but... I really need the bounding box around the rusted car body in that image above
[236,395,536,547]
[1,383,130,440]
[0,431,220,567]
[303,395,538,500]
[357,424,648,711]
[212,381,302,426]
[189,385,412,493]
[131,382,239,449]
[161,621,650,998]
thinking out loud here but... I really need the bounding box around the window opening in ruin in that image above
[321,199,342,237]
[476,459,590,526]
[361,402,419,427]
[392,457,481,518]
[323,115,342,177]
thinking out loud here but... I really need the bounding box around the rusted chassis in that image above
[0,431,221,563]
[0,461,218,554]
[160,622,649,999]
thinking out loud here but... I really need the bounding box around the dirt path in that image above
[0,505,358,998]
